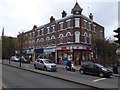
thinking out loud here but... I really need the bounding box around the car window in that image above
[44,60,52,63]
[40,60,44,63]
[96,64,104,68]
[89,63,94,68]
[37,60,39,62]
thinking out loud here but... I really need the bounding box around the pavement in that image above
[1,60,120,90]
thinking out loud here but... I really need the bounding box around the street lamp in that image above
[18,32,24,67]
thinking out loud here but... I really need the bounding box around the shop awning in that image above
[34,48,44,54]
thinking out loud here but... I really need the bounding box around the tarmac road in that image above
[2,65,100,89]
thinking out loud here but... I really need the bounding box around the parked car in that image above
[79,61,113,78]
[19,57,30,63]
[34,58,57,71]
[10,56,19,62]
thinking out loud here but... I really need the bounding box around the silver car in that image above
[10,56,19,62]
[34,59,57,71]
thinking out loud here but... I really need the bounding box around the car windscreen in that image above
[44,60,52,63]
[96,64,105,68]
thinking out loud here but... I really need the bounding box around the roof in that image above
[71,2,83,14]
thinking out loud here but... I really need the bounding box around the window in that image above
[47,27,50,34]
[84,32,88,43]
[89,22,91,31]
[89,34,92,44]
[40,38,44,46]
[93,24,96,32]
[36,39,39,48]
[66,19,71,28]
[66,32,71,43]
[75,18,80,28]
[59,34,64,44]
[84,20,87,29]
[32,32,35,37]
[51,35,56,45]
[46,37,50,46]
[75,31,80,43]
[59,22,63,30]
[51,25,55,32]
[30,33,32,39]
[41,29,44,35]
[38,30,40,36]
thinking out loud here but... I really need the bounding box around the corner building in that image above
[17,2,104,65]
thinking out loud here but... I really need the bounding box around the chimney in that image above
[89,13,93,20]
[62,10,67,18]
[50,16,55,22]
[33,25,37,30]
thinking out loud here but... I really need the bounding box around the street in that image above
[2,60,119,89]
[3,65,99,89]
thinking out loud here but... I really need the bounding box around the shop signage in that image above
[61,47,70,50]
[34,48,44,54]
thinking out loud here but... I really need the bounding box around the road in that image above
[2,60,119,89]
[3,65,99,89]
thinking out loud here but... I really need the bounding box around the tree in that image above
[93,37,118,66]
[2,36,16,59]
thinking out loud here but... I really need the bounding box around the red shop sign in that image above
[61,47,68,50]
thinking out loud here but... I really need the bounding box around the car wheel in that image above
[43,67,47,71]
[99,72,104,77]
[34,65,37,69]
[80,69,84,74]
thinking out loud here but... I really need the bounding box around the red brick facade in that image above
[17,2,104,65]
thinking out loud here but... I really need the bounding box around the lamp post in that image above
[18,32,24,67]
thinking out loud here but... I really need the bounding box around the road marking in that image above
[93,78,107,82]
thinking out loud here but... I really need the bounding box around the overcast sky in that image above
[0,0,119,39]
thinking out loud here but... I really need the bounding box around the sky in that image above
[0,0,119,39]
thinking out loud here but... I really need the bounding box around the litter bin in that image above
[113,64,118,74]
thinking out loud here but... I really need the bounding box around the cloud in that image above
[0,0,119,38]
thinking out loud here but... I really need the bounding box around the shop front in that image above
[57,46,73,64]
[26,49,34,61]
[56,46,92,65]
[44,48,55,63]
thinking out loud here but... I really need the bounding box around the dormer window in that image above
[76,11,79,14]
[71,2,83,15]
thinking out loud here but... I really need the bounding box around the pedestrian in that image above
[29,56,32,62]
[57,58,60,64]
[91,57,97,63]
[79,57,81,65]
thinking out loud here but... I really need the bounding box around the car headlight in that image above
[47,65,51,68]
[102,68,107,71]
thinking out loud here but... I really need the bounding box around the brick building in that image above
[17,2,104,65]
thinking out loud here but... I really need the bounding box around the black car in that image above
[79,61,113,77]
